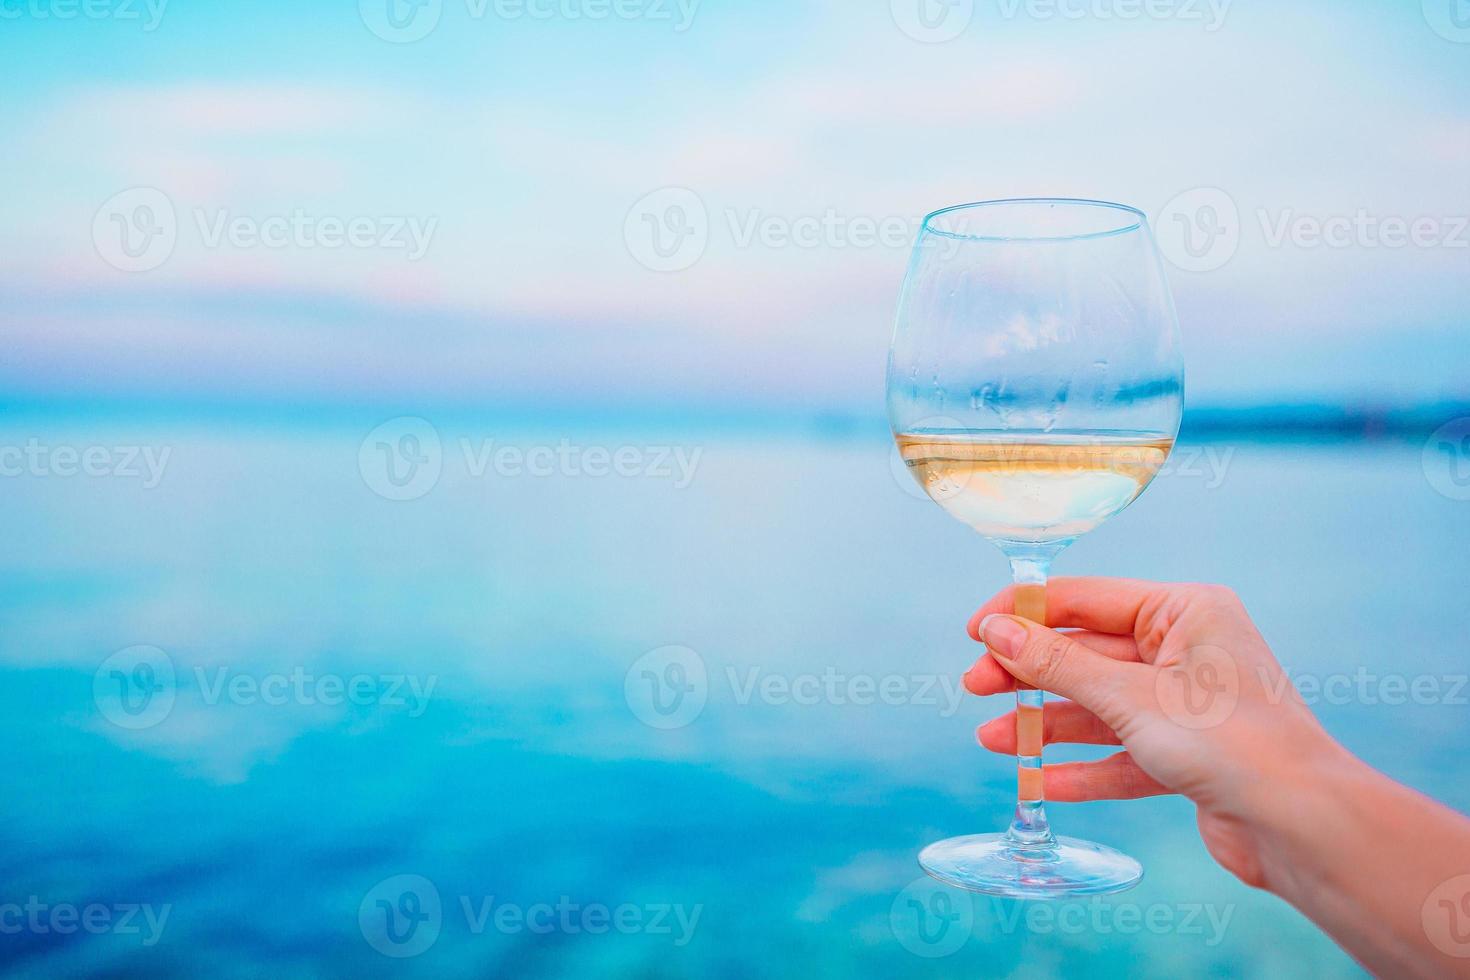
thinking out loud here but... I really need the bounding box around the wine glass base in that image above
[919,833,1143,899]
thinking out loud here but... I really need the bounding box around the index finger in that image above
[967,577,1169,639]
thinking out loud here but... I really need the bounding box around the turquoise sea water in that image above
[1,416,1467,977]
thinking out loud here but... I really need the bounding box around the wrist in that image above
[1246,741,1381,903]
[1238,741,1470,978]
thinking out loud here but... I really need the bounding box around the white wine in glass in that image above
[896,432,1174,543]
[888,199,1184,898]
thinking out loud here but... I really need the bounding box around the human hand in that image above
[963,577,1470,978]
[962,578,1345,890]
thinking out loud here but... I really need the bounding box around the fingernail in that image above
[979,614,1027,660]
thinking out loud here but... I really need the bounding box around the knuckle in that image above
[1199,583,1242,608]
[1027,634,1072,683]
[1119,758,1143,797]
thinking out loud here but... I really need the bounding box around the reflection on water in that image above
[2,417,1464,977]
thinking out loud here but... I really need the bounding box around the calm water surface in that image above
[1,417,1465,977]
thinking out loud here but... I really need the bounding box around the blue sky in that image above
[1,0,1467,415]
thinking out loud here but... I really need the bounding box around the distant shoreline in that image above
[0,397,1464,443]
[1180,405,1470,441]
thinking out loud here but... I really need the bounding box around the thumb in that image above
[978,614,1145,731]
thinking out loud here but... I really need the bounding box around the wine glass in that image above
[888,198,1184,898]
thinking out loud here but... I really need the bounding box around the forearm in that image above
[1253,749,1470,978]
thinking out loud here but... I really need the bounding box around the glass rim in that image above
[921,197,1147,243]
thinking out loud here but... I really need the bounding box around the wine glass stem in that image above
[1007,556,1054,847]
